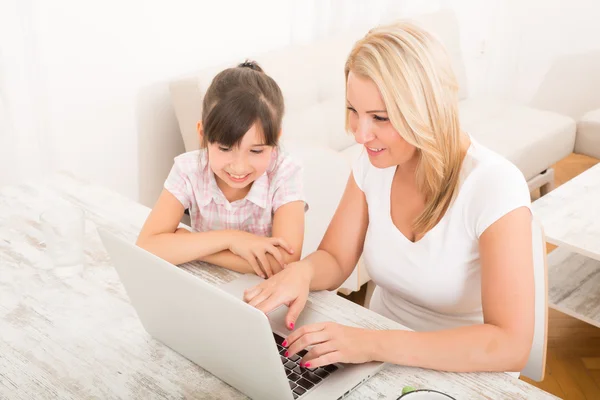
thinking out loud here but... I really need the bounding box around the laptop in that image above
[98,229,384,400]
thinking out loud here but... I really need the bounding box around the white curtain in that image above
[289,0,445,45]
[0,0,50,188]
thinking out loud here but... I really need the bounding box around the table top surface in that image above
[532,162,600,261]
[0,172,557,399]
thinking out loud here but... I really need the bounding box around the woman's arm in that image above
[369,206,535,372]
[301,172,370,291]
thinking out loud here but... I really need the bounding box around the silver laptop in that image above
[98,229,384,400]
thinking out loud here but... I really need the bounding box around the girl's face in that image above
[346,71,417,170]
[204,123,275,198]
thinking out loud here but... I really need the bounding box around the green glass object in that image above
[402,386,416,395]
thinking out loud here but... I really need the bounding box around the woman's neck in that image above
[395,131,472,186]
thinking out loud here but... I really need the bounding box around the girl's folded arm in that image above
[201,200,305,274]
[136,189,234,266]
[270,200,305,265]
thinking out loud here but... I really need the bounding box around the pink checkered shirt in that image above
[164,149,307,237]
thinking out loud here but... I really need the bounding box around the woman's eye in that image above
[218,146,231,152]
[347,107,357,114]
[250,149,264,154]
[373,115,389,122]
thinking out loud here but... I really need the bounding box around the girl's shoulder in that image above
[172,149,209,175]
[267,149,303,181]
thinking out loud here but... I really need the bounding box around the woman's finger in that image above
[248,287,272,308]
[254,290,290,315]
[301,341,338,365]
[243,284,264,302]
[300,351,342,369]
[286,329,330,358]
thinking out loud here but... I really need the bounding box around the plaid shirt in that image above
[164,149,307,237]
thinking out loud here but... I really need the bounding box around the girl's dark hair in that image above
[201,60,284,148]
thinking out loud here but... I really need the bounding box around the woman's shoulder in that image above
[461,139,527,190]
[459,139,531,237]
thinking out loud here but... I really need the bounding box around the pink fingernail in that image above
[289,322,294,330]
[282,340,287,347]
[304,362,311,368]
[285,351,289,357]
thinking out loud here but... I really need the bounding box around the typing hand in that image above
[282,322,374,368]
[244,260,312,329]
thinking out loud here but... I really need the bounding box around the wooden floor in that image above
[523,153,600,399]
[340,152,600,400]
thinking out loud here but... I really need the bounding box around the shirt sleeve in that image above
[351,148,370,192]
[465,161,532,239]
[271,154,309,213]
[163,157,193,210]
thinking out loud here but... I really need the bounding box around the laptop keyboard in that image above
[273,332,339,399]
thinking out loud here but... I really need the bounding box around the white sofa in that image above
[168,10,576,293]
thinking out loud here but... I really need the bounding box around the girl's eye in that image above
[373,115,389,122]
[218,146,231,152]
[250,149,264,154]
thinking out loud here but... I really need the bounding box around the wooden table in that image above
[0,173,557,399]
[533,163,600,328]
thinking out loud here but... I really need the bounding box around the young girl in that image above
[137,61,307,278]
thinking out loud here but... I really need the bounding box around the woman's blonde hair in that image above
[345,20,463,235]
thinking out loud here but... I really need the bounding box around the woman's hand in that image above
[243,261,313,329]
[282,322,375,368]
[228,232,294,278]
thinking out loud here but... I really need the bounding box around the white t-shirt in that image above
[353,138,532,333]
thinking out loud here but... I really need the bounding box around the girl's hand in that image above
[228,232,294,278]
[282,323,374,368]
[244,261,312,329]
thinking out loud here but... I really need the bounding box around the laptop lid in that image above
[98,229,294,400]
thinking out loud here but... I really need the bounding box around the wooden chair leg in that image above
[364,280,376,308]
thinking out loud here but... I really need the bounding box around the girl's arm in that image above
[369,206,535,372]
[200,200,305,271]
[137,189,295,276]
[136,189,235,266]
[300,172,370,291]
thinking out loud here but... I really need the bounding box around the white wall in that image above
[2,0,600,204]
[516,0,600,118]
[30,0,295,204]
[453,0,600,116]
[0,0,50,188]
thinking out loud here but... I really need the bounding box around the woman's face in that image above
[346,71,417,169]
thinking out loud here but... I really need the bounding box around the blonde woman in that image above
[244,20,534,374]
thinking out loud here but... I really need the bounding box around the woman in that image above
[244,20,534,374]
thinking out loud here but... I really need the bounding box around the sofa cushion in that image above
[460,99,576,180]
[282,96,357,151]
[575,108,600,159]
